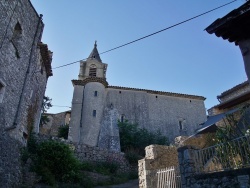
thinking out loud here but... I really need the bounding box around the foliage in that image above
[215,105,250,144]
[58,124,69,139]
[118,120,169,160]
[40,96,52,127]
[35,140,81,185]
[213,105,250,169]
[124,148,142,165]
[41,96,52,113]
[24,134,82,186]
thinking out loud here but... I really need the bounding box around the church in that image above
[68,42,207,151]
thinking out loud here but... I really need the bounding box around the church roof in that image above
[108,86,206,100]
[205,1,250,45]
[88,41,102,62]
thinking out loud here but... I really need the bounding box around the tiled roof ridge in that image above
[72,77,108,87]
[218,81,249,99]
[38,42,53,77]
[108,85,206,100]
[206,2,250,34]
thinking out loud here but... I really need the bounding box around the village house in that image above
[0,0,52,186]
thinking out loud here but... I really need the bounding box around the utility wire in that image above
[52,105,71,108]
[53,0,237,70]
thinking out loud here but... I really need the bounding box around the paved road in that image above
[95,179,139,188]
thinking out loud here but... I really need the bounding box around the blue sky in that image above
[31,0,247,114]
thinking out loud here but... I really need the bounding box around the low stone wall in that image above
[138,145,178,188]
[35,134,130,173]
[74,144,130,173]
[178,145,250,188]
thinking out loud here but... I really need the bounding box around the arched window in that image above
[13,22,22,38]
[11,22,22,58]
[89,64,97,77]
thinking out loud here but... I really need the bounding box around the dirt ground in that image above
[95,179,139,188]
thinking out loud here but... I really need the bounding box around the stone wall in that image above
[178,145,250,188]
[74,144,130,173]
[0,125,23,187]
[0,0,52,144]
[138,145,178,188]
[35,134,130,173]
[40,111,71,137]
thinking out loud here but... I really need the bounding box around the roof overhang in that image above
[205,2,250,45]
[190,108,239,137]
[216,91,250,109]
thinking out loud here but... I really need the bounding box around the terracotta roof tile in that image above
[217,81,249,99]
[108,86,206,100]
[39,43,53,77]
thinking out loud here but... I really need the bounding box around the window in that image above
[89,64,97,77]
[121,114,125,123]
[179,121,183,130]
[0,80,6,103]
[93,110,96,117]
[11,22,22,58]
[14,22,22,36]
[94,91,98,96]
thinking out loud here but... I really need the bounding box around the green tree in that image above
[58,124,69,139]
[40,96,52,126]
[118,120,169,164]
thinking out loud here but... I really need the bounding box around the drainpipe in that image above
[5,14,43,131]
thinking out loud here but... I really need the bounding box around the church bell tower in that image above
[68,42,108,146]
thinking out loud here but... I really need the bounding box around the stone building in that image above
[208,81,250,116]
[0,0,52,144]
[68,42,207,151]
[0,0,52,186]
[40,110,71,136]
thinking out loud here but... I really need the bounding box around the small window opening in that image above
[119,91,121,94]
[89,68,97,77]
[13,22,22,38]
[23,132,28,140]
[0,81,5,103]
[94,91,98,96]
[121,114,125,123]
[93,110,96,117]
[179,121,183,130]
[11,22,22,58]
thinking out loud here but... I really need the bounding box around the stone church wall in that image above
[104,88,206,142]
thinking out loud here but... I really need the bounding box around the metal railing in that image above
[157,166,182,188]
[192,135,250,174]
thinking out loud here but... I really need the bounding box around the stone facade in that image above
[0,0,52,144]
[138,145,178,188]
[40,111,71,136]
[208,81,250,116]
[69,43,207,151]
[0,0,52,186]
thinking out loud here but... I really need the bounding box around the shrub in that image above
[118,120,169,158]
[58,124,69,139]
[35,140,81,184]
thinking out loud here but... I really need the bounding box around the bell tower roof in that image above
[88,41,102,62]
